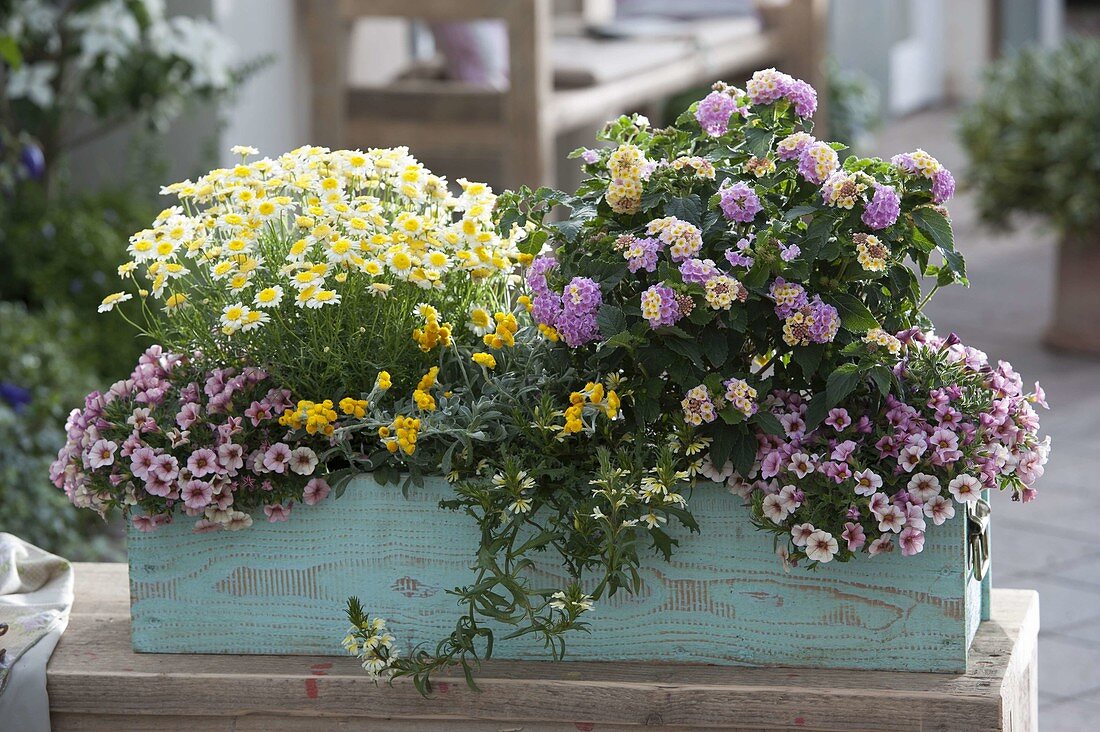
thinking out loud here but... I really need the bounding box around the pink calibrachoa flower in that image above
[262,443,293,474]
[176,402,200,429]
[225,511,254,531]
[791,522,816,547]
[868,535,894,556]
[303,478,331,506]
[842,522,866,551]
[805,530,838,563]
[264,503,293,522]
[762,493,789,523]
[132,514,168,532]
[187,448,219,478]
[181,479,213,510]
[825,407,851,431]
[948,474,982,503]
[868,491,890,517]
[876,504,905,533]
[217,443,245,473]
[899,527,926,556]
[906,473,941,504]
[923,495,956,525]
[898,444,924,472]
[853,469,882,497]
[150,453,179,482]
[289,446,319,476]
[788,452,814,478]
[130,446,157,481]
[87,439,117,470]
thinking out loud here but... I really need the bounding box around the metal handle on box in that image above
[967,498,991,581]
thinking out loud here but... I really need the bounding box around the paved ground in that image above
[874,109,1100,730]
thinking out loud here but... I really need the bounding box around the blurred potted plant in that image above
[960,38,1100,354]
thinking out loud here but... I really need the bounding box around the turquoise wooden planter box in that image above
[127,474,990,672]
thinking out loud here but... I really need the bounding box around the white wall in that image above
[213,0,311,166]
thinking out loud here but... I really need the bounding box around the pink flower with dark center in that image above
[791,522,816,547]
[289,447,319,476]
[87,439,117,470]
[868,491,890,517]
[805,530,838,563]
[948,474,982,503]
[130,446,157,481]
[150,453,179,482]
[825,408,851,431]
[905,503,927,531]
[787,452,814,478]
[132,514,168,533]
[906,473,941,504]
[831,440,858,463]
[181,479,213,509]
[922,495,956,525]
[853,469,882,497]
[218,443,245,473]
[262,443,292,474]
[144,474,173,497]
[176,402,201,429]
[899,527,926,556]
[842,522,866,551]
[777,484,803,513]
[868,535,894,556]
[898,444,924,472]
[187,448,219,478]
[303,478,331,506]
[876,504,905,533]
[761,493,789,523]
[264,503,293,522]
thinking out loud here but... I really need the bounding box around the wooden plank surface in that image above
[125,476,976,672]
[49,563,1038,731]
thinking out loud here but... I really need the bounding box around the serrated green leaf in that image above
[826,363,862,407]
[830,293,880,332]
[666,194,703,226]
[751,410,785,436]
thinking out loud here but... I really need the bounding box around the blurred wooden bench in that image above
[47,563,1038,730]
[300,0,828,190]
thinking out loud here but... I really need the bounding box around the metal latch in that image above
[967,498,991,581]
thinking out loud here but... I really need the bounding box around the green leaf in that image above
[730,429,757,475]
[518,228,548,255]
[830,293,880,333]
[804,391,828,431]
[0,36,22,69]
[709,427,735,468]
[869,364,894,397]
[784,204,817,221]
[596,304,627,338]
[703,332,728,368]
[666,194,703,226]
[751,410,785,437]
[799,214,834,262]
[790,343,824,379]
[552,218,583,243]
[913,207,954,252]
[826,363,862,407]
[743,126,774,159]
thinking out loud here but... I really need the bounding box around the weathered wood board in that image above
[127,475,987,671]
[50,566,1040,732]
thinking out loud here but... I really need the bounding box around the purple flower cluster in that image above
[640,284,681,329]
[745,68,818,117]
[50,347,330,533]
[679,257,720,285]
[931,168,956,204]
[695,89,747,137]
[623,236,663,273]
[861,183,901,230]
[723,235,755,268]
[556,276,603,347]
[797,141,839,185]
[716,332,1049,564]
[718,181,762,223]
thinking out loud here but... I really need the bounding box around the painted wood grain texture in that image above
[128,475,983,671]
[48,572,1040,732]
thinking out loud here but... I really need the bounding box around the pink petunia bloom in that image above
[842,522,866,551]
[181,479,214,509]
[130,446,157,481]
[780,413,806,437]
[791,522,816,547]
[192,519,220,533]
[225,511,254,531]
[899,527,926,556]
[303,477,331,506]
[187,448,219,478]
[760,450,785,479]
[262,443,292,474]
[868,491,890,517]
[922,495,956,525]
[948,474,982,503]
[787,452,814,478]
[218,443,245,474]
[150,453,179,482]
[897,444,924,472]
[87,439,118,470]
[264,503,293,522]
[853,469,882,497]
[176,402,201,430]
[904,503,927,531]
[868,535,894,556]
[762,493,789,523]
[876,504,905,533]
[906,473,941,504]
[288,447,319,476]
[777,484,804,513]
[805,530,838,563]
[831,440,858,463]
[132,514,169,532]
[143,474,173,497]
[825,408,851,431]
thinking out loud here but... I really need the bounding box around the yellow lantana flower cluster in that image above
[606,144,647,214]
[561,381,621,436]
[279,399,339,436]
